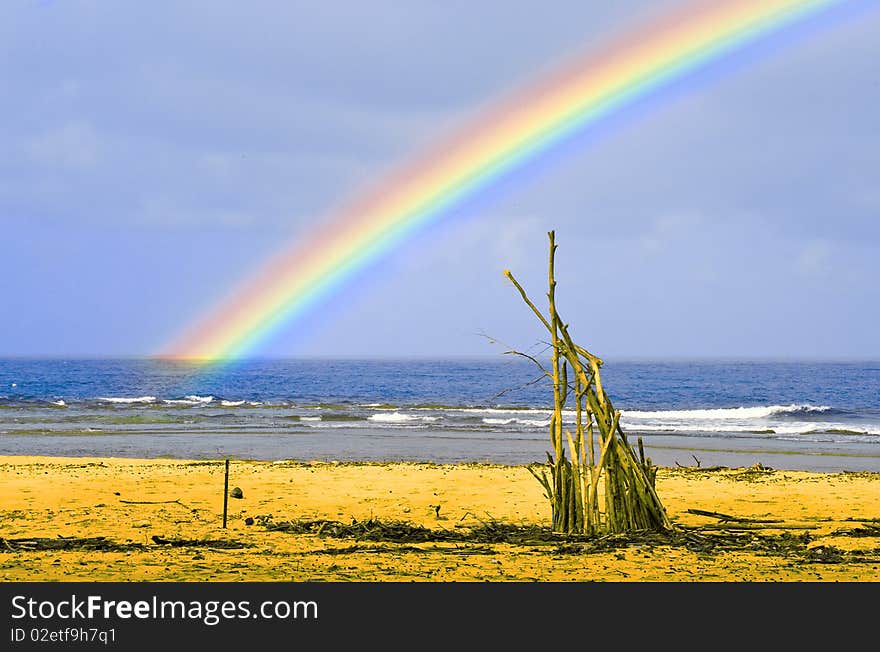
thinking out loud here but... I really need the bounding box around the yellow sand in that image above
[1,456,878,581]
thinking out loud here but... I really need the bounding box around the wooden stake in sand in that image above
[223,459,230,528]
[504,231,672,535]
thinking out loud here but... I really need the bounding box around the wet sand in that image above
[2,430,878,473]
[1,455,879,581]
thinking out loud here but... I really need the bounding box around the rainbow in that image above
[161,0,851,361]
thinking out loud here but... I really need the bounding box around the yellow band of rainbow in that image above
[160,0,849,361]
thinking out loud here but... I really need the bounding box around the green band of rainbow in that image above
[161,0,846,361]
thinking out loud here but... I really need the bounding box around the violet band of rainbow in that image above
[160,0,847,361]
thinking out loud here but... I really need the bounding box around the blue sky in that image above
[2,1,879,359]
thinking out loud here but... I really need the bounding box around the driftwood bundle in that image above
[505,231,672,535]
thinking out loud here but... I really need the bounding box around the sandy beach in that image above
[1,455,878,582]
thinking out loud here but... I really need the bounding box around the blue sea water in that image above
[1,358,879,471]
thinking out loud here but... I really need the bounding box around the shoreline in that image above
[2,455,879,581]
[2,431,879,473]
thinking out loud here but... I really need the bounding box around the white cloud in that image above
[794,240,833,278]
[637,213,704,255]
[25,121,101,170]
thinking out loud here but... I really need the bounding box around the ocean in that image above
[1,358,879,472]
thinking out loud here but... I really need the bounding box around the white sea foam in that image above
[456,407,584,420]
[301,416,321,421]
[619,421,880,438]
[98,396,156,404]
[482,417,551,427]
[623,422,817,435]
[52,400,66,407]
[458,403,852,438]
[368,412,439,423]
[163,395,215,406]
[306,422,383,429]
[220,400,246,407]
[621,404,831,420]
[520,419,553,427]
[450,407,555,416]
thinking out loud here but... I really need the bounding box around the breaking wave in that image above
[162,395,215,406]
[368,412,440,423]
[622,404,832,420]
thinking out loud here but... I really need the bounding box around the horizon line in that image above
[1,354,878,364]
